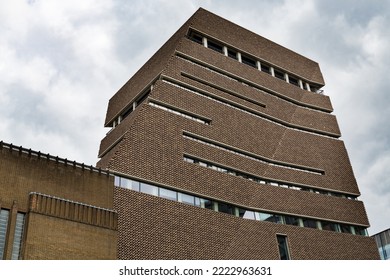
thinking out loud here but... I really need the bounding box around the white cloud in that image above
[0,0,389,235]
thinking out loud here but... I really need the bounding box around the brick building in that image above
[0,8,379,259]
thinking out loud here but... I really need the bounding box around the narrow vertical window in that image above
[11,212,25,260]
[277,235,290,260]
[0,209,10,259]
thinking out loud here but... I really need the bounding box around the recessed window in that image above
[178,193,195,205]
[121,106,133,120]
[284,216,300,226]
[140,182,158,196]
[218,202,235,215]
[118,177,140,191]
[189,32,203,44]
[321,221,339,232]
[289,76,299,87]
[242,210,255,220]
[274,69,285,80]
[0,209,10,260]
[207,40,223,53]
[339,224,352,234]
[261,64,271,74]
[160,188,177,201]
[354,226,368,236]
[228,49,237,59]
[11,213,25,260]
[259,212,283,224]
[241,55,257,68]
[277,235,290,260]
[302,218,317,229]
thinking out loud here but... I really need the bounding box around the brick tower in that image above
[97,8,378,259]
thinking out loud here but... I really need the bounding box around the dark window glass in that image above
[340,224,351,234]
[302,218,317,228]
[241,55,257,68]
[355,226,368,236]
[136,90,150,106]
[321,221,338,232]
[289,76,299,87]
[274,69,285,80]
[122,106,133,120]
[228,49,237,59]
[207,40,223,53]
[284,216,300,226]
[261,64,270,74]
[277,235,290,260]
[189,33,203,44]
[218,202,235,215]
[200,199,213,210]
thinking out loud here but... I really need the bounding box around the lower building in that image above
[0,142,117,260]
[373,229,390,260]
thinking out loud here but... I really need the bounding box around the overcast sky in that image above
[1,0,389,235]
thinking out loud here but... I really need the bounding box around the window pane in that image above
[199,199,213,210]
[274,70,285,80]
[11,213,25,260]
[241,56,256,68]
[207,40,223,53]
[259,213,283,223]
[121,178,140,191]
[284,216,300,226]
[178,193,195,205]
[277,235,290,260]
[218,202,234,215]
[302,218,317,229]
[340,224,351,234]
[0,209,10,260]
[228,49,237,59]
[242,210,255,220]
[159,188,177,201]
[321,221,338,231]
[261,64,270,74]
[140,182,158,196]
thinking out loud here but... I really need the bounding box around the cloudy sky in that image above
[1,0,389,235]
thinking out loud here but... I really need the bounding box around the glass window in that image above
[120,178,140,191]
[321,221,339,232]
[242,210,255,220]
[261,64,270,74]
[0,209,10,260]
[217,202,235,215]
[302,218,317,229]
[259,212,283,224]
[178,193,195,205]
[189,32,203,44]
[159,188,177,201]
[277,235,290,260]
[274,69,285,80]
[207,40,223,53]
[199,198,213,210]
[228,49,237,59]
[289,76,299,87]
[184,157,194,163]
[140,182,158,196]
[354,226,368,236]
[11,213,25,260]
[241,55,257,68]
[339,224,351,234]
[284,215,300,226]
[114,176,120,187]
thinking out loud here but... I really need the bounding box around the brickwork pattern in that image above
[115,187,378,260]
[99,8,378,259]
